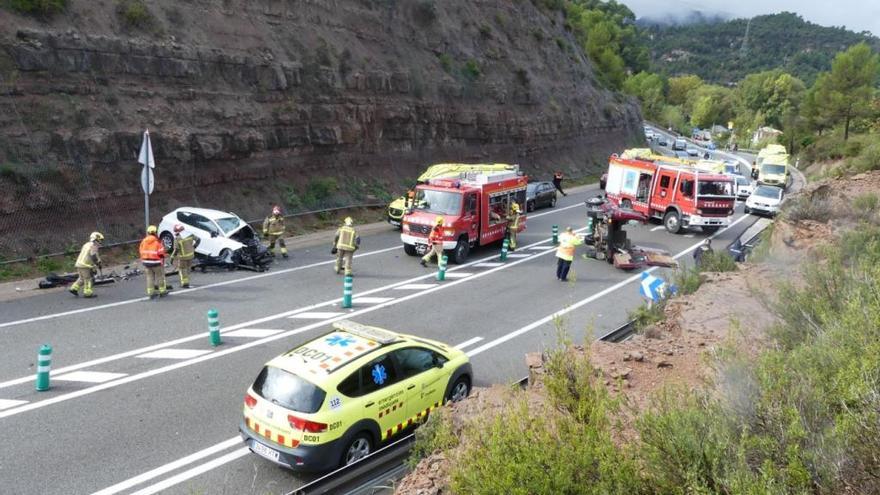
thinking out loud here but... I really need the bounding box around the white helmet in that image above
[89,232,104,242]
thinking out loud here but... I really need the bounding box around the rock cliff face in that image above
[0,0,641,256]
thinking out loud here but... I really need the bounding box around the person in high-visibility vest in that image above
[555,226,583,282]
[263,205,288,258]
[69,231,103,298]
[170,224,199,288]
[506,202,522,251]
[332,217,360,275]
[420,216,446,267]
[139,225,168,299]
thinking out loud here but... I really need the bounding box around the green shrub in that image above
[462,59,481,81]
[853,192,879,212]
[406,407,457,469]
[302,177,339,209]
[8,0,66,16]
[699,250,738,272]
[846,141,880,173]
[628,301,665,333]
[116,0,156,30]
[478,24,492,39]
[782,195,834,223]
[438,53,453,73]
[673,266,703,295]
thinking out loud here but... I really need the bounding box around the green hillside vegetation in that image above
[644,12,880,85]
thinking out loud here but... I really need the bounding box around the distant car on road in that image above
[157,207,264,260]
[686,146,701,157]
[656,136,669,146]
[734,176,754,200]
[526,181,558,211]
[745,185,784,216]
[240,320,472,472]
[672,138,687,151]
[723,160,741,176]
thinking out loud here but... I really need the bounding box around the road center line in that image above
[87,213,749,495]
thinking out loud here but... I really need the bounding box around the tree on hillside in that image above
[667,75,703,107]
[811,43,880,140]
[623,72,666,119]
[689,85,733,129]
[735,70,806,130]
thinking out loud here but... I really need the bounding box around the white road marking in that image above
[454,337,483,350]
[89,437,243,495]
[352,296,395,304]
[221,329,284,338]
[54,371,127,383]
[85,214,752,494]
[474,262,504,268]
[684,233,695,238]
[136,349,213,360]
[394,284,439,290]
[1,201,589,331]
[443,272,474,278]
[288,312,345,319]
[0,399,27,410]
[528,246,556,250]
[506,253,531,258]
[467,213,751,358]
[127,448,250,495]
[650,226,664,232]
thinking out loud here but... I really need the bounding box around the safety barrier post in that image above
[552,225,559,245]
[342,275,353,308]
[500,238,509,261]
[436,255,448,281]
[208,309,222,347]
[35,344,52,391]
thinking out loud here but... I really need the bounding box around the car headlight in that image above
[444,229,455,237]
[696,209,703,215]
[402,223,410,232]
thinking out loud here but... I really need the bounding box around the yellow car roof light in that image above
[332,320,399,344]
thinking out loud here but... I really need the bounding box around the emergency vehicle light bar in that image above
[333,320,399,344]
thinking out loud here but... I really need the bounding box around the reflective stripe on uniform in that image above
[75,241,97,269]
[175,235,196,260]
[336,226,357,250]
[264,215,285,235]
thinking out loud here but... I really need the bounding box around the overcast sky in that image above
[624,0,880,37]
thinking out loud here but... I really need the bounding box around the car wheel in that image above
[447,376,471,403]
[549,196,556,208]
[450,237,469,264]
[341,432,372,467]
[621,199,632,209]
[663,210,682,234]
[403,243,417,256]
[744,206,751,214]
[702,226,720,234]
[160,232,174,253]
[526,200,534,212]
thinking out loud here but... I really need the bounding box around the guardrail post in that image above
[35,344,52,391]
[208,309,222,347]
[500,238,509,261]
[552,225,559,245]
[436,255,448,281]
[342,275,353,308]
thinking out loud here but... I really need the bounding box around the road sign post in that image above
[138,130,156,231]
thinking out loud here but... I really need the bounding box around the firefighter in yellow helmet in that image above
[506,202,522,251]
[333,217,360,275]
[420,216,446,267]
[263,206,288,258]
[170,224,199,288]
[69,231,103,298]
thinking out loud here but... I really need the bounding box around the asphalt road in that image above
[0,167,763,494]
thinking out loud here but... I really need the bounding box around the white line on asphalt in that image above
[473,262,504,268]
[289,311,346,319]
[53,371,127,383]
[87,213,750,495]
[0,246,401,330]
[1,200,587,331]
[650,226,664,232]
[126,448,251,495]
[393,283,438,290]
[0,399,27,410]
[528,246,556,250]
[136,349,213,360]
[89,437,243,495]
[351,296,395,304]
[221,329,284,338]
[454,337,484,350]
[506,253,531,258]
[0,235,560,416]
[466,214,751,358]
[442,272,474,278]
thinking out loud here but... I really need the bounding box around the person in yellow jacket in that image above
[170,224,200,288]
[69,231,103,298]
[555,226,583,282]
[333,217,360,275]
[263,205,288,258]
[506,203,522,251]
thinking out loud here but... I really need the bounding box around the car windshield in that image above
[762,164,786,175]
[527,184,538,194]
[414,189,461,215]
[736,177,750,185]
[697,180,734,197]
[215,216,242,234]
[754,185,783,199]
[252,366,326,414]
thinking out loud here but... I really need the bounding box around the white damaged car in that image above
[157,207,271,266]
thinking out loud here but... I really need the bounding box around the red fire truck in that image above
[401,168,528,263]
[604,153,736,234]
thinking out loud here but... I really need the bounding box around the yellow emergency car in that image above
[240,320,473,471]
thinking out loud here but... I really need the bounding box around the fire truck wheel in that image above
[702,226,720,234]
[663,210,682,234]
[403,244,418,256]
[450,237,469,264]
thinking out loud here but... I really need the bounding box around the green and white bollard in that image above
[552,225,559,245]
[208,309,222,347]
[436,255,448,281]
[35,344,52,391]
[500,238,509,261]
[342,275,353,308]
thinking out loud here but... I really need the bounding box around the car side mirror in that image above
[434,359,444,369]
[210,231,219,238]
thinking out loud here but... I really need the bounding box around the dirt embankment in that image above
[397,170,880,494]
